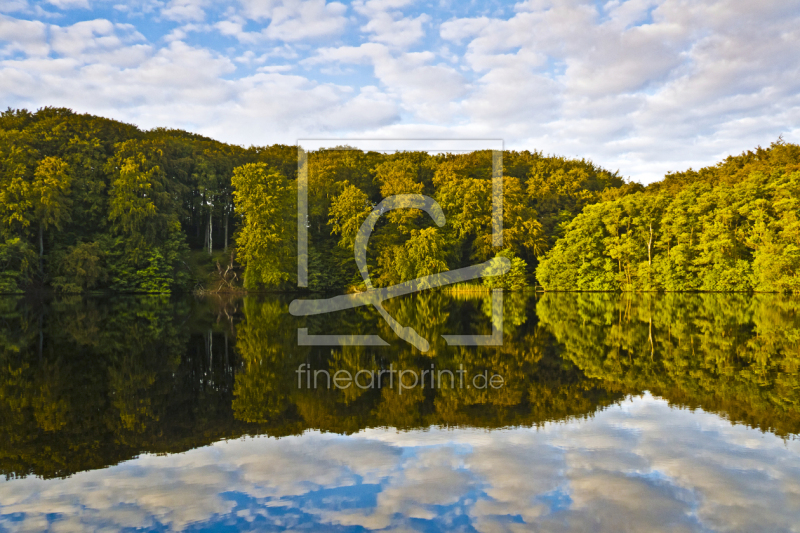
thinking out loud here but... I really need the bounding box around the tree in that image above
[376,227,449,287]
[537,142,800,293]
[483,249,529,290]
[232,163,295,289]
[51,242,106,293]
[32,156,72,272]
[108,154,160,238]
[0,238,36,292]
[329,183,373,250]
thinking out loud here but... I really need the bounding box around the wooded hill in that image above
[0,107,295,293]
[0,107,622,293]
[2,107,797,293]
[537,140,800,292]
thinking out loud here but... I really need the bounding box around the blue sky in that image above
[1,0,799,182]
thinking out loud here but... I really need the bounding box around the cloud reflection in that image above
[1,393,799,532]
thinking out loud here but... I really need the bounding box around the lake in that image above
[1,292,799,532]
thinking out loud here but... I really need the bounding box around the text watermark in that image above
[296,364,504,394]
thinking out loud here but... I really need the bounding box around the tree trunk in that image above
[208,209,213,256]
[208,329,213,370]
[224,332,229,376]
[648,223,653,266]
[38,223,43,273]
[199,191,206,239]
[224,209,229,252]
[38,313,43,362]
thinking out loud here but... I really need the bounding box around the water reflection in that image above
[0,292,799,531]
[2,395,799,532]
[538,292,800,437]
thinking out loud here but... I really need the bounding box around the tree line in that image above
[0,107,624,293]
[537,140,800,292]
[0,107,296,293]
[3,107,797,293]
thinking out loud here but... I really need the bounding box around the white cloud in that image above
[1,0,799,182]
[439,16,491,44]
[163,22,211,42]
[359,11,429,47]
[2,395,800,532]
[113,0,162,14]
[0,0,29,13]
[265,0,347,41]
[353,0,429,48]
[434,0,800,182]
[306,43,467,122]
[46,0,90,9]
[0,14,48,56]
[161,0,209,22]
[229,0,348,41]
[49,19,149,66]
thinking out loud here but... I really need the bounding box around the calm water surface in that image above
[1,292,799,532]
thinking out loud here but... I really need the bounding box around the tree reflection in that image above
[1,291,798,480]
[536,292,800,437]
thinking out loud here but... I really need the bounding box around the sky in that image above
[0,0,799,183]
[2,394,800,531]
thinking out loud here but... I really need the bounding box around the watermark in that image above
[290,139,506,352]
[296,364,504,394]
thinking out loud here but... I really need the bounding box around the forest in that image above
[0,106,623,293]
[1,107,798,293]
[537,140,800,292]
[0,107,298,294]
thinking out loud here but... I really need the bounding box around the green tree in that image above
[32,156,72,272]
[329,183,372,249]
[51,241,106,293]
[232,163,295,289]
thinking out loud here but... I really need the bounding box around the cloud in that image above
[46,0,90,9]
[439,16,491,44]
[230,0,349,41]
[0,0,29,14]
[49,19,149,66]
[434,0,800,182]
[353,0,429,48]
[0,14,48,56]
[306,43,467,123]
[0,15,399,147]
[2,395,800,532]
[0,29,235,121]
[161,0,209,23]
[112,0,162,15]
[1,0,799,182]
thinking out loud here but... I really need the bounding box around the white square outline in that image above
[294,139,505,348]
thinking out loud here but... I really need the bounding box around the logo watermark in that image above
[296,364,504,394]
[290,139,506,352]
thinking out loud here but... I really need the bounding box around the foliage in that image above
[375,227,450,287]
[0,108,298,293]
[537,292,800,437]
[328,182,372,249]
[0,238,36,293]
[4,291,798,480]
[483,249,529,290]
[51,241,106,293]
[537,141,800,292]
[231,163,295,289]
[32,156,72,235]
[0,107,628,293]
